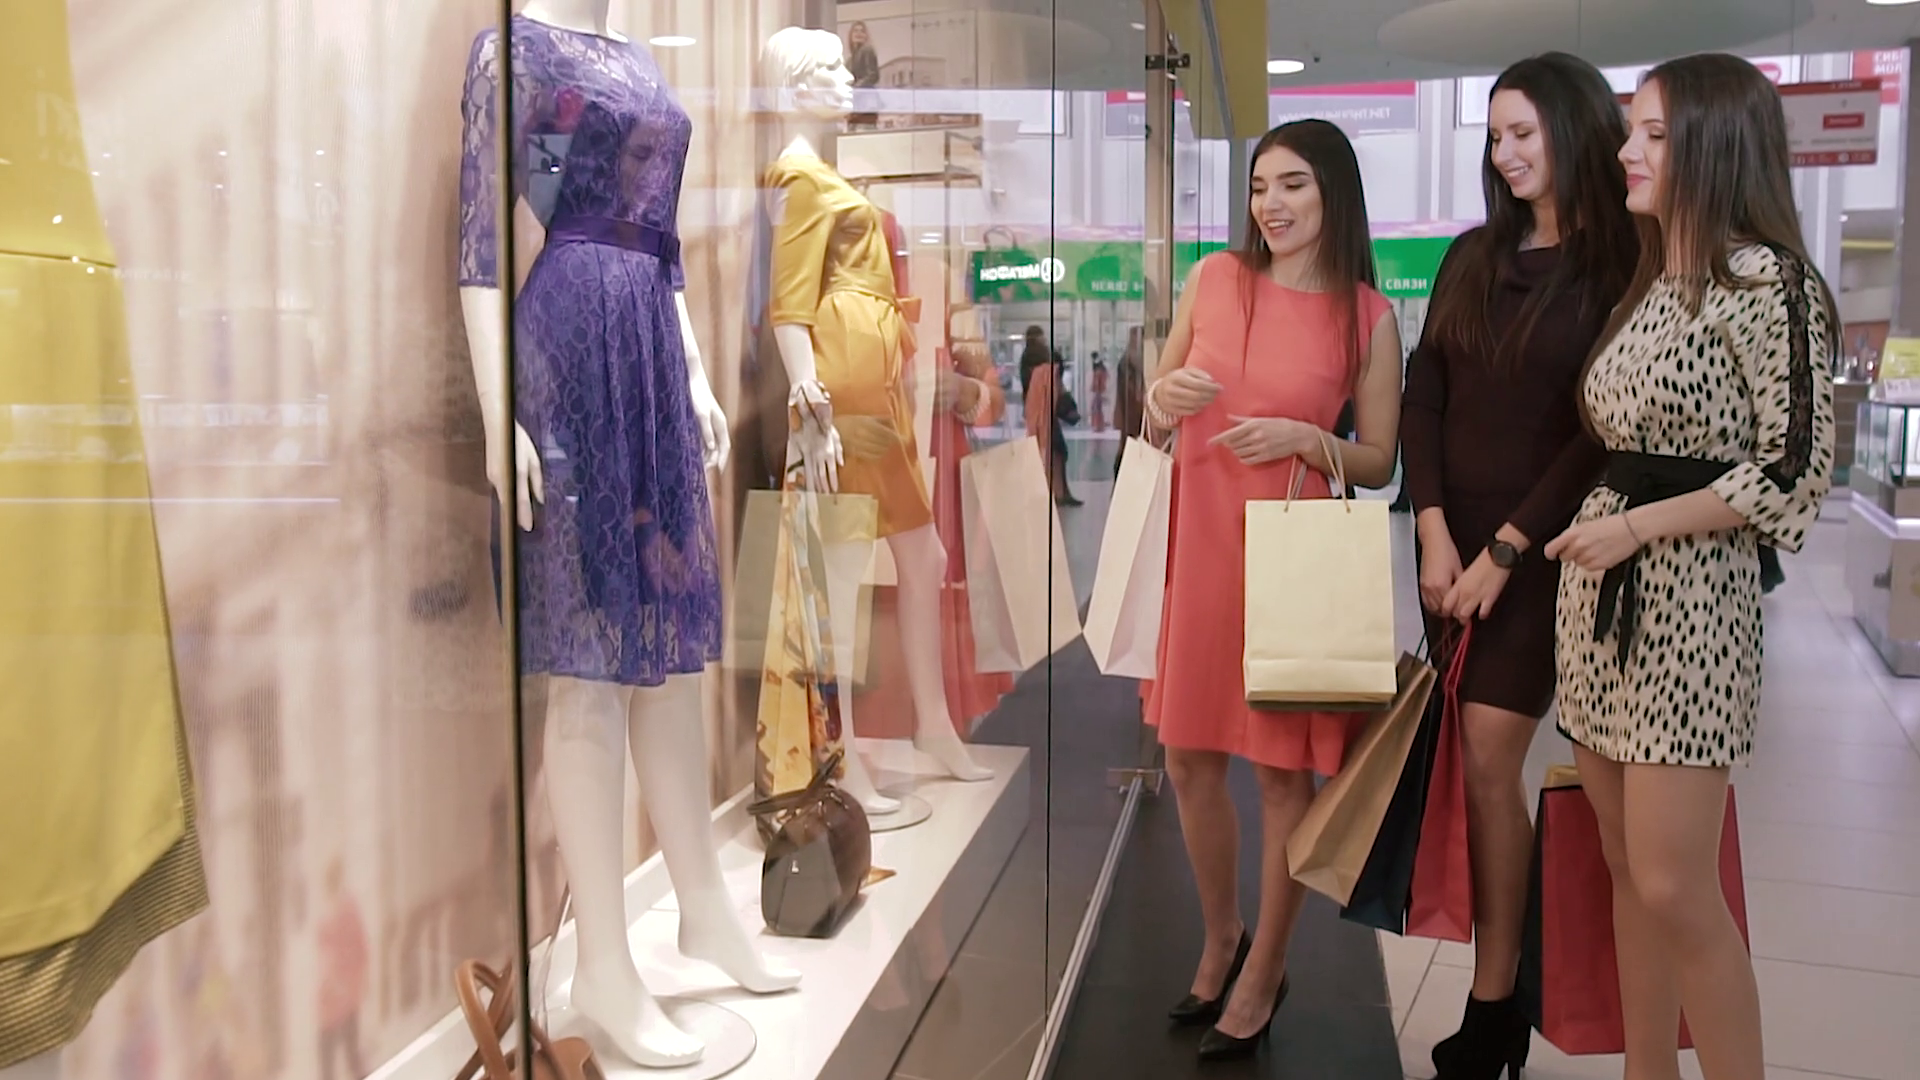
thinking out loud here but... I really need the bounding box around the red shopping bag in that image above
[1517,775,1749,1055]
[1406,625,1472,942]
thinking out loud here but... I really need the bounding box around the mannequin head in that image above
[762,26,854,120]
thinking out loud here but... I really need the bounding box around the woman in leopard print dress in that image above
[1545,55,1837,1080]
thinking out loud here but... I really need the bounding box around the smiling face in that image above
[1620,80,1668,219]
[1488,88,1552,205]
[1249,143,1324,263]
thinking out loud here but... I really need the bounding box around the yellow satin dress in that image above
[765,154,932,537]
[0,1,207,1067]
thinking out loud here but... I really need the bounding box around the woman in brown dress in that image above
[1400,53,1639,1080]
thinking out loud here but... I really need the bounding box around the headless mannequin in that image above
[762,28,991,817]
[460,0,798,1068]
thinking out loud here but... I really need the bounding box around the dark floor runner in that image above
[885,634,1400,1080]
[1050,757,1403,1080]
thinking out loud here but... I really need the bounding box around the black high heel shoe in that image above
[1195,975,1290,1062]
[1167,932,1252,1026]
[1431,994,1530,1080]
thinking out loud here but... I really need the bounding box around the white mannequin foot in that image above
[914,723,994,782]
[678,908,802,994]
[837,746,903,815]
[571,962,705,1068]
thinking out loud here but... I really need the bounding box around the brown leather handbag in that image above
[748,751,872,938]
[453,960,603,1080]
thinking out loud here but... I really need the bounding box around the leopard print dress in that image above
[1554,244,1835,767]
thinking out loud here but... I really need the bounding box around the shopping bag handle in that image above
[1283,428,1351,511]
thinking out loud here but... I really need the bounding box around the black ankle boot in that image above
[1431,994,1530,1080]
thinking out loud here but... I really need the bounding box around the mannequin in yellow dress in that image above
[0,0,208,1070]
[759,28,992,814]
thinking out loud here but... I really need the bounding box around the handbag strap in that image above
[454,960,517,1080]
[747,750,845,818]
[1283,428,1352,510]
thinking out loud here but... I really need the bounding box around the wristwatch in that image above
[1488,540,1522,570]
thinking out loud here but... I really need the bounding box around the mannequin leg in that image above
[889,524,993,781]
[628,675,800,993]
[544,676,703,1068]
[822,537,901,814]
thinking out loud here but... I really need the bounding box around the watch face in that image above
[1490,542,1520,569]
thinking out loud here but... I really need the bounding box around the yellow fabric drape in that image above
[0,6,207,1066]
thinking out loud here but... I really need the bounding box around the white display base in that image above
[369,740,1030,1080]
[867,792,933,834]
[548,998,755,1080]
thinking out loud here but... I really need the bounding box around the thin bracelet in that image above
[1144,377,1174,428]
[1621,509,1644,546]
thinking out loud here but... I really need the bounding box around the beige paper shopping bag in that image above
[960,436,1081,672]
[1243,433,1397,708]
[1287,654,1436,904]
[728,485,877,679]
[1085,436,1173,677]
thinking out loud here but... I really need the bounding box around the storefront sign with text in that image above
[1781,79,1882,167]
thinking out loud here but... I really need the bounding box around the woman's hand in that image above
[1545,514,1641,572]
[1208,415,1323,466]
[1443,550,1511,622]
[833,414,901,461]
[1152,367,1221,419]
[1418,533,1464,614]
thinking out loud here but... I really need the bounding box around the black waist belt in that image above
[545,214,680,264]
[1594,452,1781,667]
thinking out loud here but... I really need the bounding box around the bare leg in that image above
[1216,764,1314,1039]
[1573,745,1683,1080]
[821,536,900,814]
[1623,763,1762,1080]
[545,677,701,1067]
[888,524,991,781]
[1165,747,1246,1002]
[628,674,800,994]
[1460,702,1539,999]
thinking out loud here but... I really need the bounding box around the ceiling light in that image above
[1866,0,1920,6]
[1267,58,1306,75]
[1130,21,1146,30]
[649,35,696,47]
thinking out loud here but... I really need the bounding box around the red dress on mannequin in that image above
[853,214,1012,734]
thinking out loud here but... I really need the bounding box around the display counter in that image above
[1847,400,1920,675]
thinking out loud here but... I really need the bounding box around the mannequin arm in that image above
[766,177,843,491]
[675,292,731,473]
[772,323,842,491]
[461,285,543,530]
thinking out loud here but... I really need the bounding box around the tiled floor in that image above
[1385,500,1920,1080]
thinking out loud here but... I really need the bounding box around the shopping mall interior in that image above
[3,1,1919,1079]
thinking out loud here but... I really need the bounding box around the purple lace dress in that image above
[459,17,723,685]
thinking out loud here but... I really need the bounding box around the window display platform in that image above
[370,741,1031,1080]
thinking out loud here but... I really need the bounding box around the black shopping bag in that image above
[1338,635,1446,934]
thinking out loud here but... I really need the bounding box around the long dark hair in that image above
[1592,54,1840,362]
[1425,52,1637,370]
[1235,119,1377,390]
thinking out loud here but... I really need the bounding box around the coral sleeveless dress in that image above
[1145,255,1391,774]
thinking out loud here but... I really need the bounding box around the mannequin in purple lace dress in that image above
[458,1,797,1068]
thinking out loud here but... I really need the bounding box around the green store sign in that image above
[969,234,1454,304]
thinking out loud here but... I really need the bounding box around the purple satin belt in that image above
[546,214,680,265]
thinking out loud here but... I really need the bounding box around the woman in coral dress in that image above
[1143,120,1402,1062]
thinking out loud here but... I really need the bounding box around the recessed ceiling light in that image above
[1268,58,1306,75]
[1130,22,1146,30]
[1867,0,1920,6]
[649,35,696,47]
